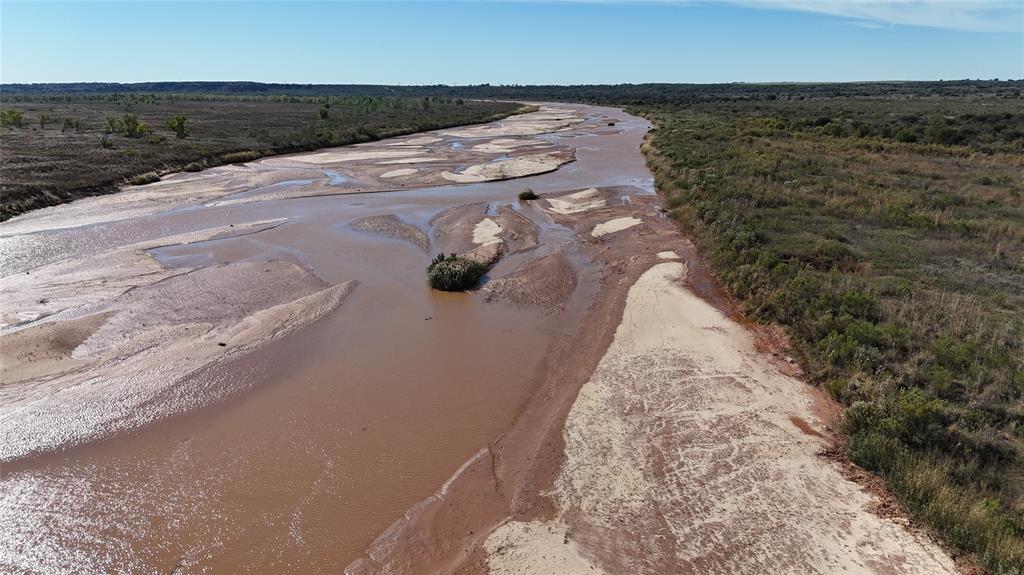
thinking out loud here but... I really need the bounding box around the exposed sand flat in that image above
[591,216,641,237]
[472,218,503,246]
[350,215,430,251]
[545,188,606,215]
[288,149,426,164]
[374,157,436,165]
[484,262,956,574]
[444,107,585,138]
[0,257,357,461]
[0,312,111,384]
[657,250,680,259]
[384,136,442,146]
[0,220,284,330]
[482,252,576,309]
[484,520,598,575]
[471,138,544,153]
[441,152,572,183]
[380,168,419,178]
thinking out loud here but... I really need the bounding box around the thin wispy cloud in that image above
[729,0,1022,32]
[482,0,1023,32]
[5,0,1022,32]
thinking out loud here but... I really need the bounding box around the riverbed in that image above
[0,104,649,574]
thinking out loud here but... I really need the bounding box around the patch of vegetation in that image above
[0,94,521,220]
[166,114,189,139]
[635,95,1023,572]
[129,172,160,186]
[221,150,262,164]
[427,253,488,291]
[519,188,538,201]
[0,108,24,127]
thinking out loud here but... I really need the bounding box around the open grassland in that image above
[0,94,519,219]
[637,96,1024,572]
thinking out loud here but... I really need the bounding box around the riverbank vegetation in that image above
[0,95,519,219]
[636,95,1023,572]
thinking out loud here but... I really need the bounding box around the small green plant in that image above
[183,161,206,172]
[427,253,487,291]
[518,188,539,201]
[61,117,82,132]
[106,114,147,137]
[166,114,189,139]
[129,172,160,186]
[38,113,53,129]
[0,109,25,128]
[221,150,262,164]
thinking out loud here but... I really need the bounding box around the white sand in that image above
[471,138,543,154]
[484,521,599,575]
[472,218,503,246]
[444,107,585,138]
[545,188,606,215]
[484,262,956,574]
[380,168,419,178]
[442,153,570,183]
[656,250,680,259]
[384,136,441,146]
[590,216,641,237]
[374,157,435,165]
[289,149,425,164]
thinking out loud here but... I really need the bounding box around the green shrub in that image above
[61,117,81,132]
[129,172,160,186]
[38,113,53,129]
[0,109,25,128]
[119,113,147,137]
[221,150,262,164]
[427,253,487,291]
[519,188,539,201]
[166,114,189,139]
[183,161,206,172]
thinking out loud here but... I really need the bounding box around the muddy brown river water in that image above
[0,104,651,574]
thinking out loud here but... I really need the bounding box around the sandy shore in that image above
[484,261,956,574]
[346,191,959,574]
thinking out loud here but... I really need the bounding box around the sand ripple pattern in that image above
[485,262,956,575]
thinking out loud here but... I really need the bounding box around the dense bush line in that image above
[636,96,1023,572]
[4,79,1022,104]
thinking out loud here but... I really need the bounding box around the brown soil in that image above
[481,252,577,309]
[350,214,430,252]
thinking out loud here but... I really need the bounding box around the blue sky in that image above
[1,1,1021,84]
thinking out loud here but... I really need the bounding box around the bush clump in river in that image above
[518,188,538,201]
[427,253,487,291]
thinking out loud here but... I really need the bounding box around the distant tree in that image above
[38,113,53,129]
[119,113,147,137]
[0,109,25,128]
[166,114,189,139]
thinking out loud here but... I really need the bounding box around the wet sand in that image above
[0,103,956,575]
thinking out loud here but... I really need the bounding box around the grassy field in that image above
[635,95,1024,572]
[0,94,519,219]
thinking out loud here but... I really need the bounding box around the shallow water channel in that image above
[0,104,653,574]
